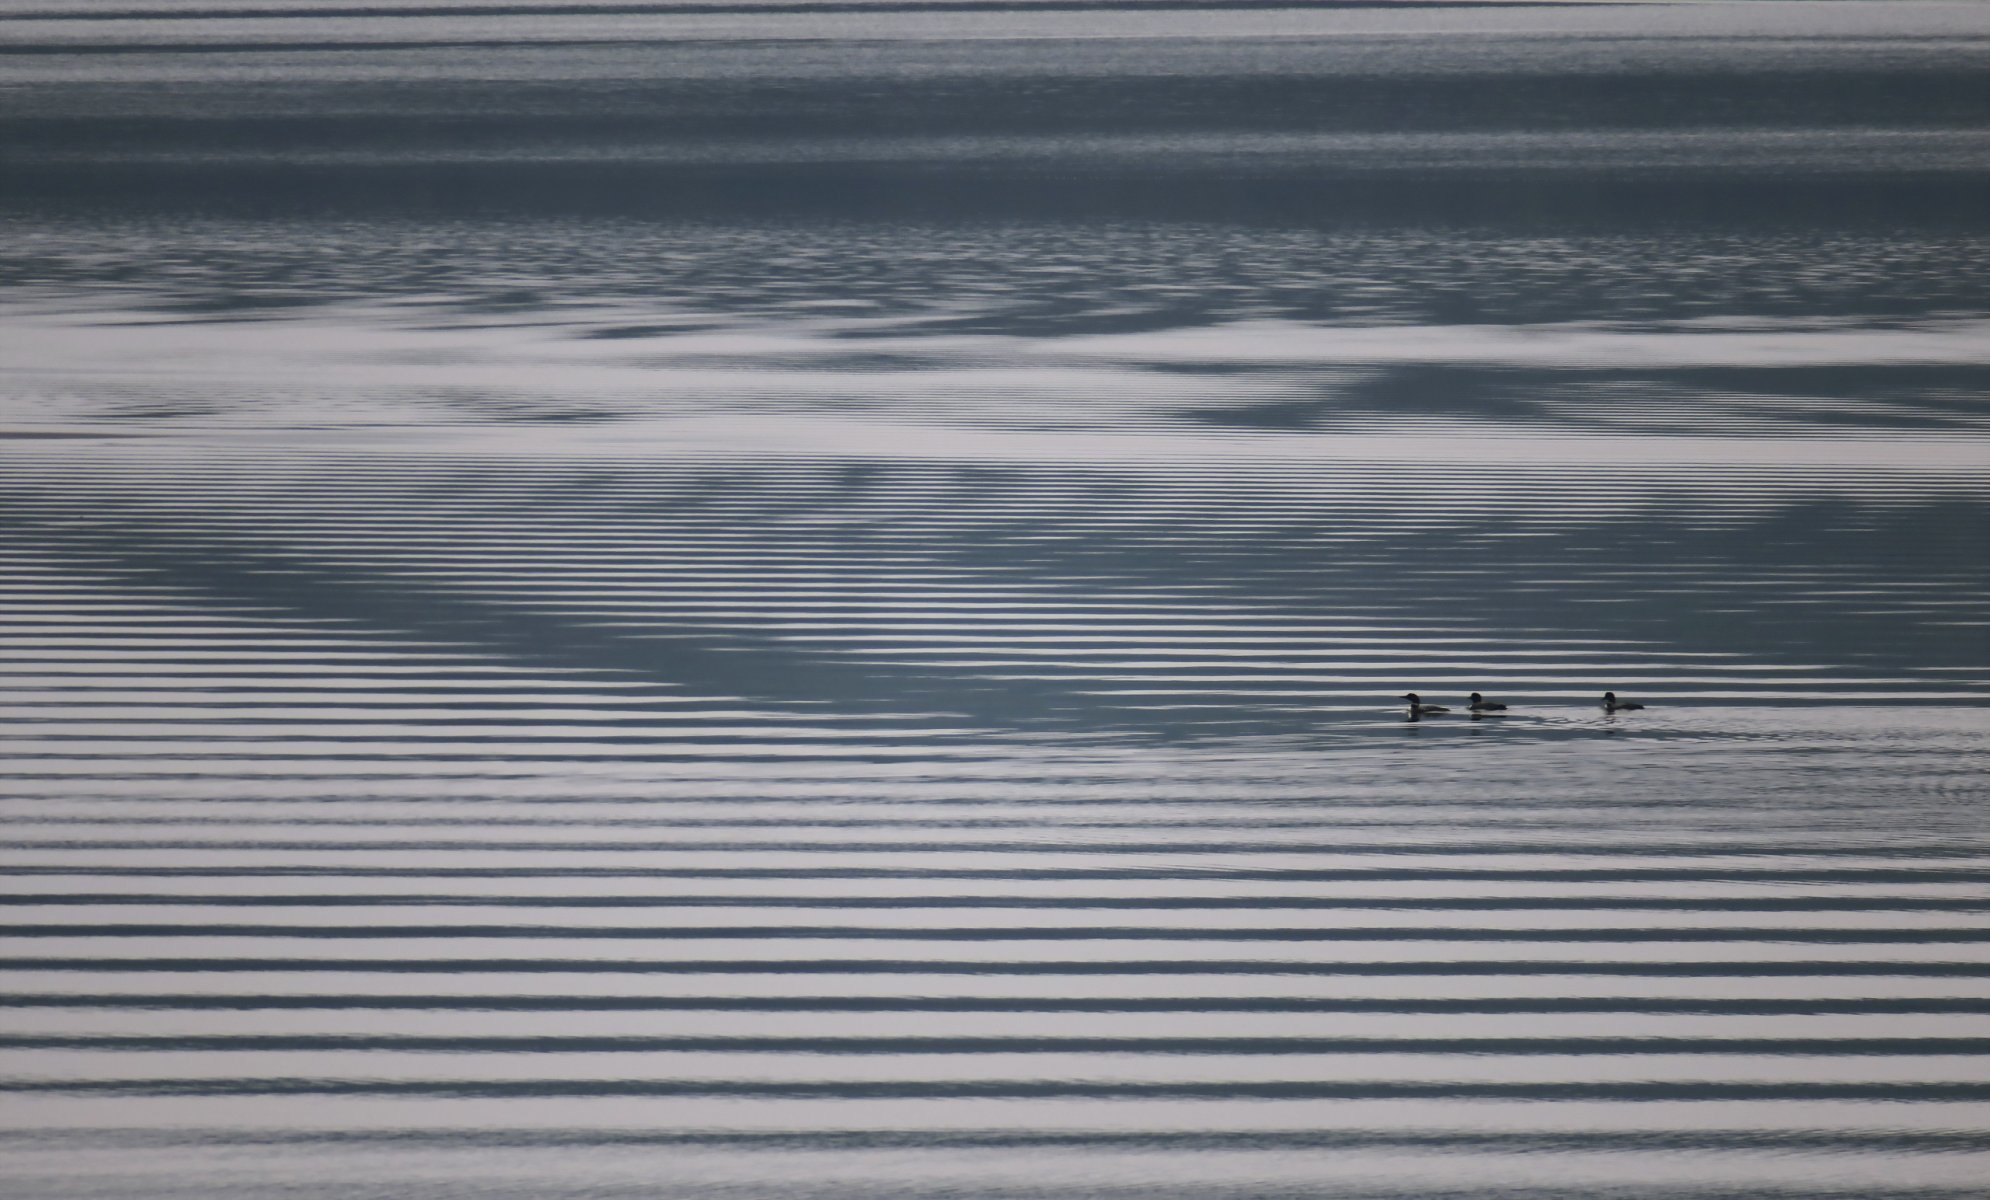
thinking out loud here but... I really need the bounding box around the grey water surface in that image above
[3,1,1990,1196]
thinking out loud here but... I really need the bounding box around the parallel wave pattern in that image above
[5,0,1990,1191]
[3,409,1990,1194]
[3,439,1989,723]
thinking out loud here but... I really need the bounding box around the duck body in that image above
[1467,692,1508,712]
[1602,691,1646,712]
[1401,692,1450,716]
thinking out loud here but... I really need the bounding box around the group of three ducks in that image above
[1401,691,1646,717]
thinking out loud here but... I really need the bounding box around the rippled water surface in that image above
[4,2,1990,1197]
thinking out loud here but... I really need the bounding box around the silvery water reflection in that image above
[3,2,1989,1197]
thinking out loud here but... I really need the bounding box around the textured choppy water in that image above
[4,2,1990,1197]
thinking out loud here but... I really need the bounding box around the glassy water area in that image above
[3,1,1989,1196]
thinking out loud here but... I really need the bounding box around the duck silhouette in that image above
[1402,692,1450,716]
[1467,692,1508,712]
[1602,691,1645,712]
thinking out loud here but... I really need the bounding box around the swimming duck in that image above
[1467,692,1508,712]
[1402,692,1450,716]
[1602,692,1645,712]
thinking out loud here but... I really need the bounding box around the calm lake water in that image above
[3,1,1990,1196]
